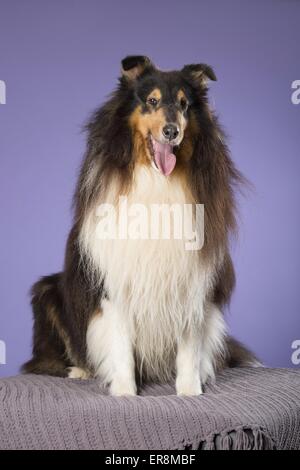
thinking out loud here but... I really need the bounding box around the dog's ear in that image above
[121,55,153,80]
[182,63,217,86]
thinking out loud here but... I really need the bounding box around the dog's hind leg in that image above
[22,357,69,377]
[22,273,78,378]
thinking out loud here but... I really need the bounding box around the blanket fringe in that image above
[199,427,276,450]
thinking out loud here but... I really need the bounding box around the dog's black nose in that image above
[162,124,179,141]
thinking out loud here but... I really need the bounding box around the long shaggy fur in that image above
[23,56,260,394]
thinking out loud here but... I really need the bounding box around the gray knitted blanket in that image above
[0,367,299,450]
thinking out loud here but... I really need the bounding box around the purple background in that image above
[0,0,299,378]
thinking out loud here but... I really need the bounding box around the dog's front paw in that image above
[176,376,203,396]
[110,378,137,396]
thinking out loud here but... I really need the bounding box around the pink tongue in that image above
[152,139,176,176]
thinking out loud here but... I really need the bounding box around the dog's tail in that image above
[225,336,263,368]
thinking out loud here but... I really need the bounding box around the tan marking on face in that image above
[129,105,168,164]
[130,105,167,140]
[132,128,149,165]
[177,89,187,103]
[147,88,162,102]
[142,107,166,140]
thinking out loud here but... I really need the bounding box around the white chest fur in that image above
[80,167,216,379]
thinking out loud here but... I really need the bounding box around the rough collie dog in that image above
[23,56,259,395]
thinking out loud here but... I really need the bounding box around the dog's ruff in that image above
[81,167,226,395]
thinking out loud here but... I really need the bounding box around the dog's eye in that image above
[147,97,158,107]
[180,98,188,111]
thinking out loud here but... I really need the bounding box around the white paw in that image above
[176,376,203,396]
[110,378,137,396]
[68,366,90,380]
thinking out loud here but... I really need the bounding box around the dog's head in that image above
[121,55,216,176]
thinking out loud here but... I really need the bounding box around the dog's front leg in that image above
[109,304,137,396]
[176,327,202,396]
[87,299,137,396]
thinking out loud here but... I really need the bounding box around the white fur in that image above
[68,367,90,380]
[199,303,227,384]
[87,299,137,395]
[176,327,203,395]
[81,166,224,395]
